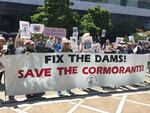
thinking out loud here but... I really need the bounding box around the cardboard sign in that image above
[3,45,7,51]
[72,27,79,37]
[30,24,44,34]
[43,27,66,38]
[70,37,78,52]
[128,36,135,43]
[115,37,124,45]
[91,43,102,53]
[82,36,93,52]
[101,29,106,37]
[19,21,31,39]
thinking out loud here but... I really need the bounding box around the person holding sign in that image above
[79,33,93,53]
[46,36,56,52]
[6,37,16,55]
[61,40,73,52]
[15,31,27,54]
[57,39,73,96]
[36,37,48,53]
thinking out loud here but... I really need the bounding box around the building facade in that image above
[0,0,43,32]
[0,0,149,32]
[71,0,150,29]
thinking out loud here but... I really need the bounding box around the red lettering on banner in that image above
[125,67,131,73]
[44,68,51,76]
[18,68,52,78]
[112,66,119,74]
[82,67,88,74]
[18,70,24,78]
[82,65,144,75]
[103,67,111,74]
[89,67,96,74]
[24,69,34,78]
[57,67,64,76]
[119,66,125,74]
[97,67,103,74]
[57,66,78,76]
[35,69,43,77]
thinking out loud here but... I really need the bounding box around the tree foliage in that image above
[109,20,145,42]
[31,0,79,37]
[80,6,112,37]
[31,2,112,38]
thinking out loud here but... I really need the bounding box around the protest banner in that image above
[19,21,31,39]
[115,37,124,45]
[43,27,66,38]
[128,35,135,43]
[30,24,44,34]
[2,53,148,96]
[70,37,78,52]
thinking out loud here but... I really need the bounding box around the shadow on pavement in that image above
[0,85,150,108]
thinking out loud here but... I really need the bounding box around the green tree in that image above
[31,0,79,37]
[80,6,112,37]
[109,20,145,42]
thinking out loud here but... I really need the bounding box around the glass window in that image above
[120,0,128,6]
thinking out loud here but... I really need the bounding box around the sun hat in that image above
[0,36,5,41]
[24,40,35,45]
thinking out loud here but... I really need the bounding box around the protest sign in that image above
[82,36,93,52]
[72,27,79,37]
[30,24,44,34]
[43,27,66,38]
[2,53,148,95]
[91,43,102,53]
[70,37,78,52]
[115,37,124,45]
[101,29,106,37]
[3,45,7,51]
[137,33,145,37]
[19,21,31,39]
[138,40,144,45]
[128,35,135,43]
[133,46,138,53]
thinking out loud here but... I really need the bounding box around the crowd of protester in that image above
[0,31,150,100]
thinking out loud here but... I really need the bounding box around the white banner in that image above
[19,21,31,39]
[2,53,148,96]
[30,24,44,34]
